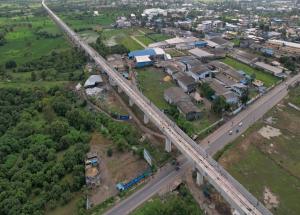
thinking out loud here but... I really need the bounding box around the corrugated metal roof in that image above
[128,49,156,58]
[135,55,152,63]
[84,75,103,87]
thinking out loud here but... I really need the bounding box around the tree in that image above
[107,148,113,157]
[240,88,250,105]
[5,60,17,69]
[31,71,37,81]
[200,82,215,100]
[212,96,229,115]
[49,120,69,141]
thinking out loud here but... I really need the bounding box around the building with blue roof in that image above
[128,49,156,58]
[194,41,208,48]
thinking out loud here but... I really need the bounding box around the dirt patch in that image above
[263,187,279,210]
[264,116,276,125]
[105,36,118,47]
[219,132,260,168]
[258,125,281,140]
[88,133,148,206]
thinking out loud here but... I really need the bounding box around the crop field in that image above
[218,86,300,215]
[0,16,70,66]
[221,57,279,87]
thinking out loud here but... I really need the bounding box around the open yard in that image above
[136,68,176,110]
[218,86,300,215]
[221,57,279,87]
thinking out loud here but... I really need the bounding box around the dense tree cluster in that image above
[165,105,195,136]
[93,33,130,57]
[200,82,215,100]
[0,87,93,215]
[0,86,143,215]
[16,50,87,81]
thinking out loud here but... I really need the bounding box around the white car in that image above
[229,130,233,135]
[238,122,243,127]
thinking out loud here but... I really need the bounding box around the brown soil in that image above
[219,132,261,169]
[88,133,148,206]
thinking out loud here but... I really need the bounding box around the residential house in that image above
[177,75,197,93]
[164,87,201,120]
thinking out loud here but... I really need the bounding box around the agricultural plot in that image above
[221,57,279,87]
[0,16,70,66]
[218,86,300,215]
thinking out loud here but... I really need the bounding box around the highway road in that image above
[105,160,189,215]
[103,75,300,215]
[202,75,300,155]
[42,1,272,214]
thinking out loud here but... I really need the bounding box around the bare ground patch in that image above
[88,133,148,206]
[263,187,279,210]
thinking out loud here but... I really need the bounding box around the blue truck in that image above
[116,170,152,191]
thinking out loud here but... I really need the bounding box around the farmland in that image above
[221,57,279,87]
[217,86,300,215]
[0,16,69,66]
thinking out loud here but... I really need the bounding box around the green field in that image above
[218,87,300,215]
[131,185,203,215]
[147,33,171,42]
[0,16,70,66]
[221,57,279,87]
[122,36,144,51]
[136,68,176,110]
[0,81,68,89]
[135,33,170,46]
[135,35,154,46]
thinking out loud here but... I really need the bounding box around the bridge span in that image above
[42,1,272,214]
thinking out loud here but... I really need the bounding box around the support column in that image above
[165,138,172,152]
[196,171,204,186]
[109,77,116,86]
[144,114,149,124]
[129,98,134,107]
[117,86,122,93]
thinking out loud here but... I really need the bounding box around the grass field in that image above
[221,57,279,87]
[0,16,70,66]
[131,185,203,215]
[122,36,144,51]
[102,28,144,51]
[0,81,68,89]
[218,87,300,215]
[147,33,171,42]
[136,68,176,110]
[135,35,154,46]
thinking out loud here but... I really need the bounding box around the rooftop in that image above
[164,87,190,104]
[254,61,283,75]
[177,75,196,86]
[135,55,152,63]
[189,48,214,58]
[84,75,103,88]
[268,39,300,49]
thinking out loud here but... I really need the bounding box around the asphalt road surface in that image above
[104,75,300,215]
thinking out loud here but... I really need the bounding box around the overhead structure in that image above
[42,1,272,214]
